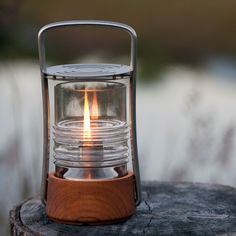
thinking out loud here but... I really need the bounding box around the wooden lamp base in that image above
[46,172,136,224]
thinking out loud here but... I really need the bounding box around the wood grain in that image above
[46,172,136,224]
[10,181,236,235]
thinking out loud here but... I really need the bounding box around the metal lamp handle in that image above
[38,20,137,74]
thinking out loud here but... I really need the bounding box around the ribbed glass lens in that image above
[53,81,129,180]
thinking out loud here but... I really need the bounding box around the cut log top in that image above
[9,182,236,236]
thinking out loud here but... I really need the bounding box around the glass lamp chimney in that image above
[54,81,128,180]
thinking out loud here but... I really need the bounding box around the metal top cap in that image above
[45,63,132,79]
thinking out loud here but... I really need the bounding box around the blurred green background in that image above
[1,0,236,78]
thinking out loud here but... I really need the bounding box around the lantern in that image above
[38,20,141,224]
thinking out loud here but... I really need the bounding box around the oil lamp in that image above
[38,20,141,224]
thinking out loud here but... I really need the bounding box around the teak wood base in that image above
[46,172,136,224]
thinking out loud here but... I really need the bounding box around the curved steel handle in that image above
[38,20,137,74]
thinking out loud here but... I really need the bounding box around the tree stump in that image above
[9,182,236,235]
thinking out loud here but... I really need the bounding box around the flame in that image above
[83,91,91,139]
[91,92,99,119]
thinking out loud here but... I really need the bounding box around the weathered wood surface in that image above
[9,182,236,236]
